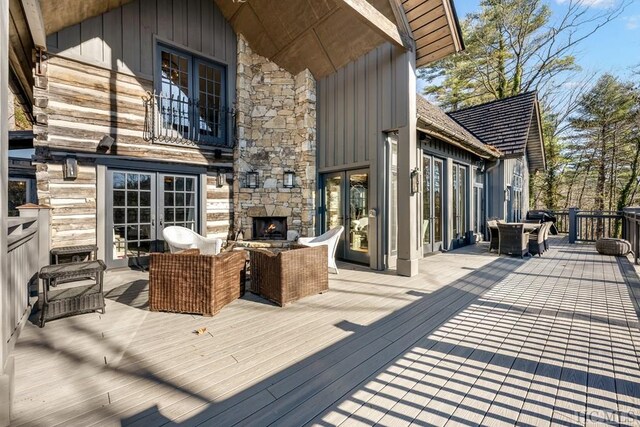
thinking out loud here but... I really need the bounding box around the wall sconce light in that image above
[247,171,259,189]
[97,134,114,151]
[63,156,78,180]
[475,159,485,173]
[505,186,511,202]
[410,167,420,195]
[283,170,295,188]
[216,170,225,188]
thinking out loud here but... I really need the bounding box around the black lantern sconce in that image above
[247,171,259,189]
[283,170,295,188]
[410,167,420,195]
[216,170,225,188]
[63,156,78,180]
[475,159,486,173]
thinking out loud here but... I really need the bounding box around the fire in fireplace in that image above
[253,217,288,240]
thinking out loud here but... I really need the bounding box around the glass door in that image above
[453,163,469,246]
[159,174,198,251]
[422,154,444,253]
[321,169,370,264]
[107,170,199,268]
[346,170,369,264]
[108,171,156,268]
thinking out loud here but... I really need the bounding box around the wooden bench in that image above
[38,260,107,327]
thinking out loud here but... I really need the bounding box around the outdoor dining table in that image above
[489,222,540,252]
[489,222,540,233]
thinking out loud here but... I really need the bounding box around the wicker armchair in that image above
[542,222,552,251]
[149,249,246,316]
[249,245,328,306]
[487,219,499,252]
[529,223,546,256]
[497,223,530,258]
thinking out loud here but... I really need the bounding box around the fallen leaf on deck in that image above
[195,327,207,335]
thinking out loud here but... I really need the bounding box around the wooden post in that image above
[568,207,578,244]
[396,53,419,277]
[17,204,52,271]
[0,0,13,424]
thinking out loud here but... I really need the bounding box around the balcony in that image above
[143,92,232,148]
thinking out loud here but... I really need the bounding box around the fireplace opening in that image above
[253,217,288,240]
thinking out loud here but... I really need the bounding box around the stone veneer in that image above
[233,35,316,239]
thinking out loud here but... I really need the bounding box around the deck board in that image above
[10,237,640,426]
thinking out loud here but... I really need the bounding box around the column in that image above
[397,54,419,277]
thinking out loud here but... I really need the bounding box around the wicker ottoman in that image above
[595,238,632,256]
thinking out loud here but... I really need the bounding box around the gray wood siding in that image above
[317,43,410,171]
[45,0,236,86]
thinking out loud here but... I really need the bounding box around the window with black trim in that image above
[146,44,228,147]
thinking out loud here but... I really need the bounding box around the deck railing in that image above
[549,210,569,234]
[544,208,624,243]
[568,208,624,243]
[622,208,640,264]
[5,206,50,350]
[5,218,39,347]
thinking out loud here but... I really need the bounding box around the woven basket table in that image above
[595,238,632,256]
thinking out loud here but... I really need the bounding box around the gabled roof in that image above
[448,92,546,171]
[416,95,501,159]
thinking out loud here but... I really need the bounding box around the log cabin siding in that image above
[36,160,98,248]
[33,0,237,249]
[206,173,233,239]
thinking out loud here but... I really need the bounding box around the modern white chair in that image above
[162,226,223,255]
[297,226,344,274]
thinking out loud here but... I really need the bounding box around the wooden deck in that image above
[10,237,640,426]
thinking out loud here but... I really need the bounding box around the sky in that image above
[419,0,640,91]
[455,0,640,75]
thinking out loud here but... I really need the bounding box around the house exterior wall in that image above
[486,155,529,222]
[420,135,480,251]
[33,0,237,250]
[233,36,316,239]
[317,42,412,270]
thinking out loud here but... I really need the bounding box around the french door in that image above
[322,169,370,264]
[106,170,199,268]
[422,154,444,254]
[452,163,469,246]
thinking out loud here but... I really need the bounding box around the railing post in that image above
[17,204,52,271]
[568,207,578,244]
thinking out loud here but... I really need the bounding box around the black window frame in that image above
[155,43,228,147]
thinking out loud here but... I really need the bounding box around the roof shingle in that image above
[416,95,501,159]
[447,92,537,156]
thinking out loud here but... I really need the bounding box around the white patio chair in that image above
[162,226,223,256]
[297,226,344,274]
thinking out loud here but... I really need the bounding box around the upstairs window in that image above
[145,44,228,147]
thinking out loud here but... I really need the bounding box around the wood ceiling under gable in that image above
[33,0,463,79]
[214,0,394,78]
[402,0,463,67]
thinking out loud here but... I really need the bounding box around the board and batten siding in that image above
[317,42,411,270]
[45,0,236,82]
[317,43,410,171]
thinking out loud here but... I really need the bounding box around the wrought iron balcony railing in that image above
[143,91,233,148]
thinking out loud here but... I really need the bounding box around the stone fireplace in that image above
[233,35,316,241]
[253,217,288,240]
